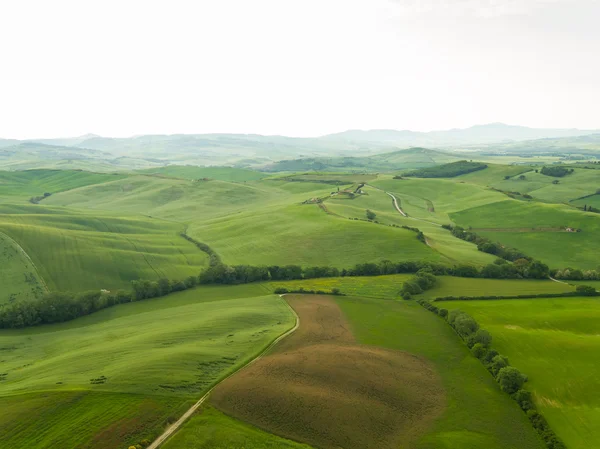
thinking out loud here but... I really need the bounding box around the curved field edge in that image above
[337,296,546,449]
[146,296,299,449]
[0,287,296,449]
[0,230,48,304]
[211,295,446,449]
[161,407,314,449]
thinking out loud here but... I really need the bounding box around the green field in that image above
[0,204,208,293]
[452,199,600,269]
[325,184,498,266]
[162,407,313,449]
[488,167,600,203]
[0,169,126,202]
[136,165,268,182]
[0,285,295,449]
[420,276,574,299]
[338,296,545,449]
[264,273,413,299]
[0,231,47,305]
[441,297,600,449]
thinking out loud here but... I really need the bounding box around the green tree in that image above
[468,328,492,348]
[489,354,509,375]
[366,209,376,220]
[496,366,527,394]
[471,343,488,360]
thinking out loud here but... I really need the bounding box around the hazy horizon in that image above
[3,121,600,142]
[1,0,599,139]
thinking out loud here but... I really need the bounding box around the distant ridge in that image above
[322,123,600,146]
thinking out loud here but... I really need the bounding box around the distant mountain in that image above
[323,123,600,147]
[27,134,101,148]
[1,124,598,171]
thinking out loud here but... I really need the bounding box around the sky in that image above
[0,0,598,139]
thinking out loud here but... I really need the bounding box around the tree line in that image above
[434,284,598,302]
[540,166,574,178]
[418,300,566,449]
[2,250,588,329]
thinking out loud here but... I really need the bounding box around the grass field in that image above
[419,276,574,299]
[338,296,545,449]
[325,185,497,266]
[441,297,600,449]
[0,231,47,304]
[189,203,445,268]
[0,285,295,449]
[0,204,208,292]
[572,194,600,209]
[488,167,600,203]
[136,165,268,182]
[212,295,446,449]
[452,199,600,269]
[264,273,413,299]
[162,407,313,449]
[0,169,126,202]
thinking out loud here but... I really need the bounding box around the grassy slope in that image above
[451,199,600,269]
[489,168,600,203]
[0,204,208,292]
[442,297,600,449]
[325,185,497,266]
[338,296,545,449]
[263,273,413,299]
[189,203,444,268]
[0,285,295,449]
[0,231,47,305]
[135,166,268,182]
[419,276,574,299]
[0,169,126,201]
[162,407,313,449]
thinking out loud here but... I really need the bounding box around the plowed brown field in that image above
[210,295,446,449]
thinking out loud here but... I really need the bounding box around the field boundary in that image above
[0,230,49,294]
[146,295,300,449]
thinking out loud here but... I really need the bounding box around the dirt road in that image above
[146,296,300,449]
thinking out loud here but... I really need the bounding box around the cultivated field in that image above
[211,295,446,449]
[441,297,600,449]
[339,296,546,449]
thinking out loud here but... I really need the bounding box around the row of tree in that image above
[433,284,598,302]
[553,267,600,280]
[400,269,437,299]
[418,302,565,449]
[443,224,532,262]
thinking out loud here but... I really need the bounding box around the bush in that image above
[576,284,597,295]
[496,366,527,394]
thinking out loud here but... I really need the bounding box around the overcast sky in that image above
[1,0,598,139]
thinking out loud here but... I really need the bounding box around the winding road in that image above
[147,296,300,449]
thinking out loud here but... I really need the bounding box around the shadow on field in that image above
[210,295,446,449]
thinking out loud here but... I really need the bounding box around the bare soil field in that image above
[210,295,446,449]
